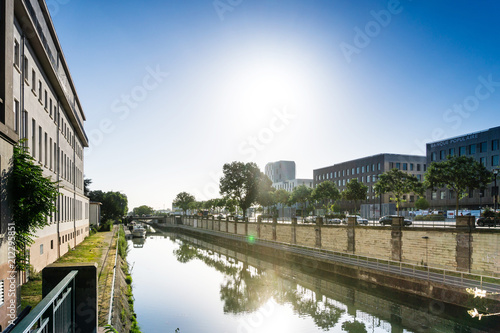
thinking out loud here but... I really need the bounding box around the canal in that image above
[127,230,497,332]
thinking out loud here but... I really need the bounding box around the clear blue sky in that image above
[50,0,500,211]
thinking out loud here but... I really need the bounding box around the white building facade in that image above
[10,0,89,274]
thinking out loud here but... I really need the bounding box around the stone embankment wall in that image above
[171,215,500,276]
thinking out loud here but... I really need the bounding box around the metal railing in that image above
[9,270,78,333]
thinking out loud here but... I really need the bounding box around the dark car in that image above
[476,217,499,227]
[379,215,412,226]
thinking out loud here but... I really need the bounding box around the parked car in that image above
[325,218,343,225]
[304,215,317,223]
[379,215,412,226]
[476,217,499,227]
[344,215,369,225]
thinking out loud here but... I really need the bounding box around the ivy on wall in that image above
[9,140,59,271]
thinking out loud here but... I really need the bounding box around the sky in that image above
[48,0,500,211]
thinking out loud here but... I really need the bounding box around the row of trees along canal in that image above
[173,156,494,219]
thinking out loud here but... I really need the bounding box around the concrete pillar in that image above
[257,215,262,238]
[391,217,403,262]
[456,216,475,272]
[347,216,356,253]
[245,218,248,236]
[212,216,215,230]
[272,217,277,241]
[315,217,323,248]
[291,217,297,244]
[234,217,238,234]
[226,216,229,233]
[42,263,98,333]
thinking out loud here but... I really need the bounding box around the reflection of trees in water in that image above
[172,239,345,330]
[341,320,367,333]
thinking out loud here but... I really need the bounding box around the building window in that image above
[14,100,20,133]
[417,164,421,171]
[492,140,499,151]
[361,166,365,173]
[432,191,437,200]
[51,240,54,249]
[347,169,350,176]
[469,144,476,155]
[417,174,422,181]
[24,56,29,81]
[352,168,355,175]
[32,69,36,90]
[410,163,414,171]
[356,167,360,174]
[38,126,42,163]
[479,141,487,153]
[44,90,48,109]
[440,150,446,160]
[40,244,44,255]
[361,176,364,183]
[403,163,408,171]
[492,155,499,167]
[480,157,486,166]
[38,81,42,101]
[440,191,446,200]
[396,163,401,170]
[449,191,455,199]
[14,40,20,67]
[32,119,36,157]
[449,148,455,157]
[424,164,427,171]
[459,146,466,156]
[367,175,371,183]
[378,163,381,171]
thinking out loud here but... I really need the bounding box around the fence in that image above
[8,270,78,333]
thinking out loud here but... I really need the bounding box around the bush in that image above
[414,215,444,221]
[99,220,113,232]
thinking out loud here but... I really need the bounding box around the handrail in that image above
[10,270,78,333]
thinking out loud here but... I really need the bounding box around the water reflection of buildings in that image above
[168,232,494,333]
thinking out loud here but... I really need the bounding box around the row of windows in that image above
[430,140,499,162]
[14,37,83,163]
[49,196,85,223]
[28,117,83,188]
[39,228,88,255]
[389,162,426,172]
[430,188,494,200]
[316,163,381,181]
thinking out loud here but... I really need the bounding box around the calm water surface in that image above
[127,230,496,333]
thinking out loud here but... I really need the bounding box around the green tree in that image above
[88,190,128,221]
[414,197,430,211]
[133,205,154,216]
[256,174,275,215]
[173,192,196,214]
[274,189,290,220]
[84,178,92,197]
[312,181,341,214]
[102,191,128,221]
[425,155,492,217]
[10,141,59,270]
[374,169,422,216]
[342,178,368,214]
[219,162,265,219]
[290,185,313,219]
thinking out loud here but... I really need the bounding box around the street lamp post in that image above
[494,168,499,212]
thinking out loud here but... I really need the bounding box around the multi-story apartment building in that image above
[426,126,500,210]
[0,0,89,328]
[314,154,427,211]
[265,161,313,192]
[265,160,296,184]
